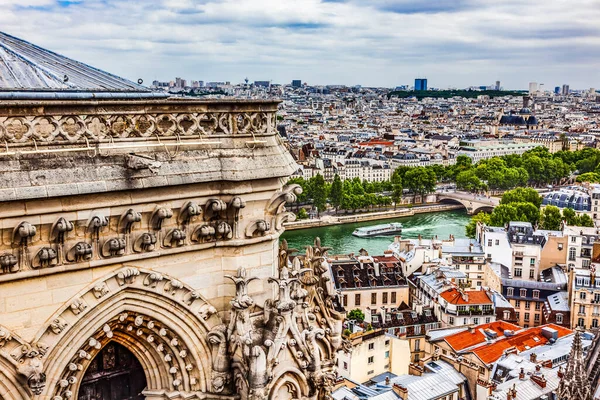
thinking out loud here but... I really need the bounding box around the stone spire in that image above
[557,329,593,400]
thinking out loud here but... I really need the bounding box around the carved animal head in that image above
[54,218,74,234]
[168,229,187,247]
[199,225,215,237]
[17,357,46,395]
[16,222,37,243]
[89,215,108,229]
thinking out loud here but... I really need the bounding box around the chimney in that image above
[469,326,475,334]
[385,376,390,386]
[558,366,564,378]
[418,234,422,245]
[519,368,525,380]
[535,364,541,373]
[530,353,537,363]
[392,383,408,399]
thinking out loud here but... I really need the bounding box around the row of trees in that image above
[466,188,593,237]
[287,175,402,216]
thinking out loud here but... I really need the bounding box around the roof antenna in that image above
[138,79,143,85]
[63,74,69,83]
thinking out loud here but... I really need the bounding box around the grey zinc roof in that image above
[0,31,151,93]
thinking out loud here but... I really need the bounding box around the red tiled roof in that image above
[472,324,572,364]
[446,321,520,352]
[358,140,395,146]
[439,288,492,305]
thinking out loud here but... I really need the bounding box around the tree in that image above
[576,172,600,183]
[540,206,562,230]
[500,188,542,208]
[562,208,577,225]
[309,174,327,217]
[347,308,365,323]
[489,204,519,227]
[466,212,492,238]
[576,214,594,227]
[296,208,308,220]
[522,155,545,185]
[329,174,344,214]
[404,166,437,202]
[391,183,403,209]
[513,202,540,225]
[456,170,484,193]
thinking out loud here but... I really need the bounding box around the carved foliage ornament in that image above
[0,112,274,144]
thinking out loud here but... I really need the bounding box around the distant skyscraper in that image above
[495,80,501,90]
[528,82,538,94]
[555,86,560,94]
[291,80,302,88]
[415,78,427,91]
[562,84,570,95]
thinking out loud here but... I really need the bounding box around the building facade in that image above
[0,32,344,400]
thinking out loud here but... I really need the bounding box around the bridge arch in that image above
[437,193,498,215]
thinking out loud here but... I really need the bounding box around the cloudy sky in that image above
[1,0,599,89]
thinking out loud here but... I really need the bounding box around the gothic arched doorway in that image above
[78,342,147,400]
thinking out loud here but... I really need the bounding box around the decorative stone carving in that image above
[16,356,46,395]
[274,211,296,231]
[119,209,142,234]
[151,207,173,230]
[0,253,18,273]
[0,326,13,347]
[0,111,274,144]
[116,267,140,286]
[164,279,184,296]
[33,247,58,268]
[102,237,126,257]
[86,214,108,239]
[245,219,270,238]
[51,217,73,244]
[192,224,215,243]
[229,197,246,238]
[198,303,218,320]
[179,201,201,226]
[164,228,187,247]
[225,267,259,310]
[215,221,233,240]
[205,199,227,221]
[13,221,37,245]
[143,272,164,288]
[70,298,87,315]
[126,154,162,172]
[92,282,110,299]
[134,232,157,252]
[266,184,303,215]
[50,318,68,334]
[66,242,93,262]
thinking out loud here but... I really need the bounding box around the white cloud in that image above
[1,0,599,88]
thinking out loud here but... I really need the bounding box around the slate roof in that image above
[330,255,407,290]
[0,31,154,94]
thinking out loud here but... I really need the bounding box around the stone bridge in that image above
[437,191,499,215]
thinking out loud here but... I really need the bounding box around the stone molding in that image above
[0,100,278,147]
[0,185,299,282]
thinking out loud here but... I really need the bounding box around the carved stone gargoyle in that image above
[13,221,37,270]
[119,209,142,234]
[266,184,303,215]
[150,207,173,231]
[205,199,228,221]
[229,196,246,238]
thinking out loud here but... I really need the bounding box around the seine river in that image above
[281,209,472,255]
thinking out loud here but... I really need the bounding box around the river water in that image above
[281,209,471,255]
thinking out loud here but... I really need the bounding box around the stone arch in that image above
[0,355,30,400]
[269,368,309,400]
[32,266,222,400]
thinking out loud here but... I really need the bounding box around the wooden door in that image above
[78,342,146,400]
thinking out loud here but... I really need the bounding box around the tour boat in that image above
[352,223,403,238]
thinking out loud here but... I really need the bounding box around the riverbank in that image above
[283,203,464,231]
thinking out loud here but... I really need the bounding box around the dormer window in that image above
[507,287,514,296]
[520,289,527,297]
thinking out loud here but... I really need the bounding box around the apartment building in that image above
[569,268,600,330]
[330,254,409,312]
